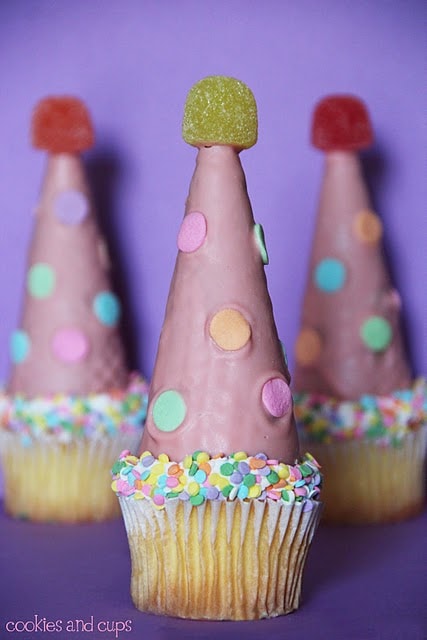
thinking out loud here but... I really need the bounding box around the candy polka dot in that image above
[360,316,392,352]
[295,328,322,366]
[51,328,89,363]
[353,209,383,244]
[27,263,55,299]
[280,340,288,366]
[254,223,269,265]
[262,378,292,418]
[54,190,89,225]
[10,330,30,364]
[93,291,121,327]
[152,390,187,432]
[177,211,207,253]
[314,258,346,293]
[209,308,251,351]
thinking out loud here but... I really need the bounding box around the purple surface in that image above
[0,0,425,385]
[0,505,426,640]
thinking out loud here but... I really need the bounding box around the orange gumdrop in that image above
[31,96,94,153]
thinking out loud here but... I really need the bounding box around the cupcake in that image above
[0,97,148,523]
[112,76,322,620]
[293,95,427,525]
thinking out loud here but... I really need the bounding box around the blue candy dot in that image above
[314,258,346,293]
[10,330,31,364]
[93,291,121,327]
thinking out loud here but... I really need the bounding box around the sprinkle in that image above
[111,450,323,510]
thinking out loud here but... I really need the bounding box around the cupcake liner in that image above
[0,430,141,522]
[305,426,427,524]
[119,497,322,620]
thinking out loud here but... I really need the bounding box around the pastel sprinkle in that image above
[10,330,31,364]
[93,291,121,327]
[111,449,322,510]
[360,316,392,352]
[314,257,346,293]
[294,378,426,446]
[54,189,89,225]
[177,211,207,253]
[27,263,55,299]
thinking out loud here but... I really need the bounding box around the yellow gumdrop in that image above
[158,453,170,463]
[277,464,290,479]
[182,76,258,150]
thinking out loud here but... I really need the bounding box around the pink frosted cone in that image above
[115,77,321,620]
[293,95,425,525]
[0,97,148,522]
[8,97,128,395]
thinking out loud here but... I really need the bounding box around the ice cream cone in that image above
[293,95,426,524]
[0,96,148,522]
[113,77,321,619]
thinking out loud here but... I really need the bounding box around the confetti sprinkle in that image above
[111,450,322,509]
[294,378,426,446]
[0,373,149,444]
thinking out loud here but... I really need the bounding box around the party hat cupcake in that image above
[293,94,426,524]
[112,76,322,620]
[0,96,148,522]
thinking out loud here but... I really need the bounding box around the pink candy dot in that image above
[166,476,179,488]
[177,211,207,253]
[153,494,165,506]
[54,190,89,225]
[262,378,292,418]
[51,328,89,363]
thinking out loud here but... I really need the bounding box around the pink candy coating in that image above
[51,328,89,363]
[177,211,207,253]
[262,378,292,418]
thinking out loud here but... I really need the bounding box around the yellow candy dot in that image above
[125,455,139,465]
[217,477,229,490]
[188,482,200,496]
[277,464,290,479]
[179,475,188,486]
[233,451,248,461]
[150,463,165,477]
[183,455,193,469]
[158,453,170,463]
[134,493,144,501]
[209,472,220,486]
[196,451,210,463]
[295,328,322,366]
[140,451,152,459]
[248,485,262,499]
[182,76,258,150]
[353,209,383,244]
[111,480,118,492]
[209,308,251,351]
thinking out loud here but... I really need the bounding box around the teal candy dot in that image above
[93,291,121,327]
[254,223,269,265]
[27,263,55,298]
[360,316,392,352]
[10,330,30,364]
[152,390,186,432]
[314,258,346,293]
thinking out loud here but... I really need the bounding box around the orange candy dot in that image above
[295,328,322,366]
[353,209,382,244]
[249,457,267,470]
[209,309,251,351]
[199,461,212,475]
[168,464,181,476]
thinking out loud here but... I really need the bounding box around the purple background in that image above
[0,4,426,636]
[0,0,426,384]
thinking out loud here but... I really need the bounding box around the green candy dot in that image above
[360,316,392,352]
[27,263,55,298]
[243,473,256,487]
[152,390,186,432]
[267,471,279,484]
[254,223,269,265]
[221,485,233,498]
[220,462,234,476]
[190,494,205,506]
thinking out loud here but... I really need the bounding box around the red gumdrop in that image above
[311,95,373,152]
[31,96,94,153]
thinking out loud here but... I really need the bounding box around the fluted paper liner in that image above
[0,431,141,522]
[305,426,427,524]
[119,497,322,620]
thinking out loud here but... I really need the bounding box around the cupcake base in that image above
[0,431,141,522]
[119,497,321,620]
[305,427,427,525]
